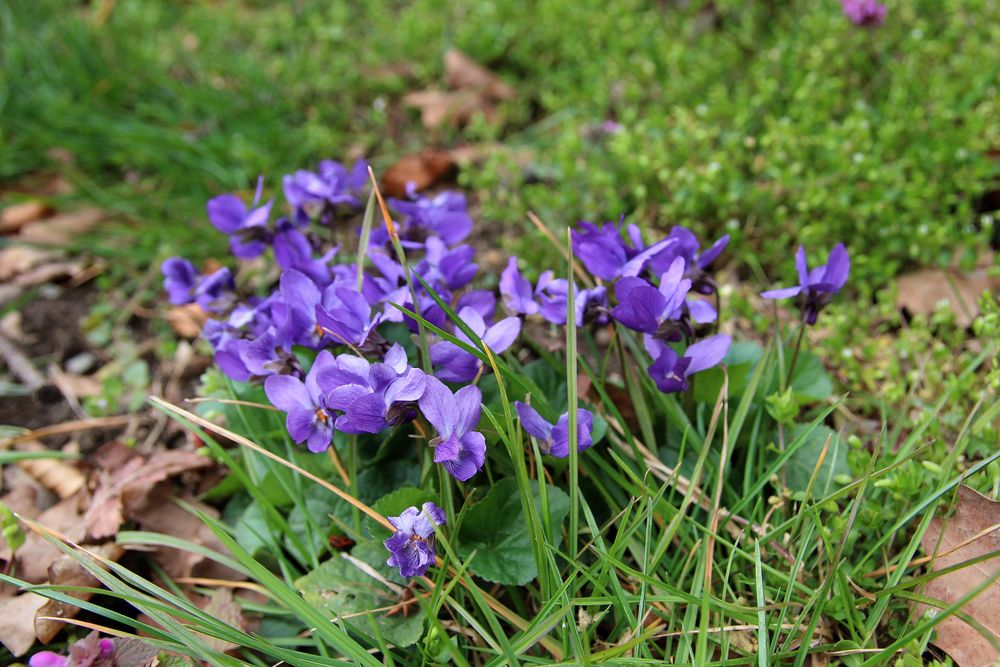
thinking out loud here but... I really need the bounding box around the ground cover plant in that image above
[5,152,996,665]
[1,0,998,665]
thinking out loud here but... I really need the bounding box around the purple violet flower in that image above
[162,257,199,305]
[283,158,369,210]
[418,376,487,481]
[193,267,235,313]
[500,257,539,316]
[206,177,274,259]
[534,272,571,325]
[316,286,385,348]
[273,218,337,284]
[456,290,497,323]
[384,502,446,578]
[502,258,608,326]
[326,344,427,434]
[841,0,887,26]
[29,631,115,667]
[611,257,691,335]
[761,243,850,325]
[416,236,478,290]
[429,307,521,383]
[647,334,732,394]
[571,220,640,281]
[264,350,338,452]
[575,285,610,326]
[571,219,677,281]
[515,402,595,457]
[646,227,730,295]
[388,188,473,245]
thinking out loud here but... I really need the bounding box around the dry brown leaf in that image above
[14,259,86,288]
[131,492,242,580]
[196,588,243,652]
[403,89,496,130]
[0,591,48,656]
[403,49,515,130]
[0,245,62,282]
[50,367,104,398]
[15,494,87,583]
[444,49,515,100]
[167,303,209,338]
[1,201,51,234]
[35,542,125,643]
[85,449,213,540]
[896,268,998,328]
[18,207,105,245]
[381,149,456,197]
[16,439,86,499]
[918,485,1000,667]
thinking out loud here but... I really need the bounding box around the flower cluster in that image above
[163,155,849,577]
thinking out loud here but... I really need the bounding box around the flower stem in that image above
[785,317,808,388]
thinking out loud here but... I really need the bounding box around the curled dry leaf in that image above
[85,448,213,540]
[0,246,63,282]
[917,485,1000,667]
[18,207,106,245]
[896,267,998,328]
[15,439,86,499]
[381,149,457,197]
[0,200,51,234]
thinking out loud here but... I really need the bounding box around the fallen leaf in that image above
[85,449,213,540]
[1,201,51,234]
[403,89,495,130]
[0,246,62,282]
[196,588,243,652]
[403,49,515,130]
[14,259,86,288]
[381,149,456,197]
[18,208,106,245]
[896,268,998,328]
[0,591,48,656]
[50,367,104,398]
[918,485,1000,667]
[166,303,209,338]
[16,439,86,499]
[444,49,515,101]
[131,491,242,580]
[110,637,160,667]
[14,494,87,583]
[35,542,125,643]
